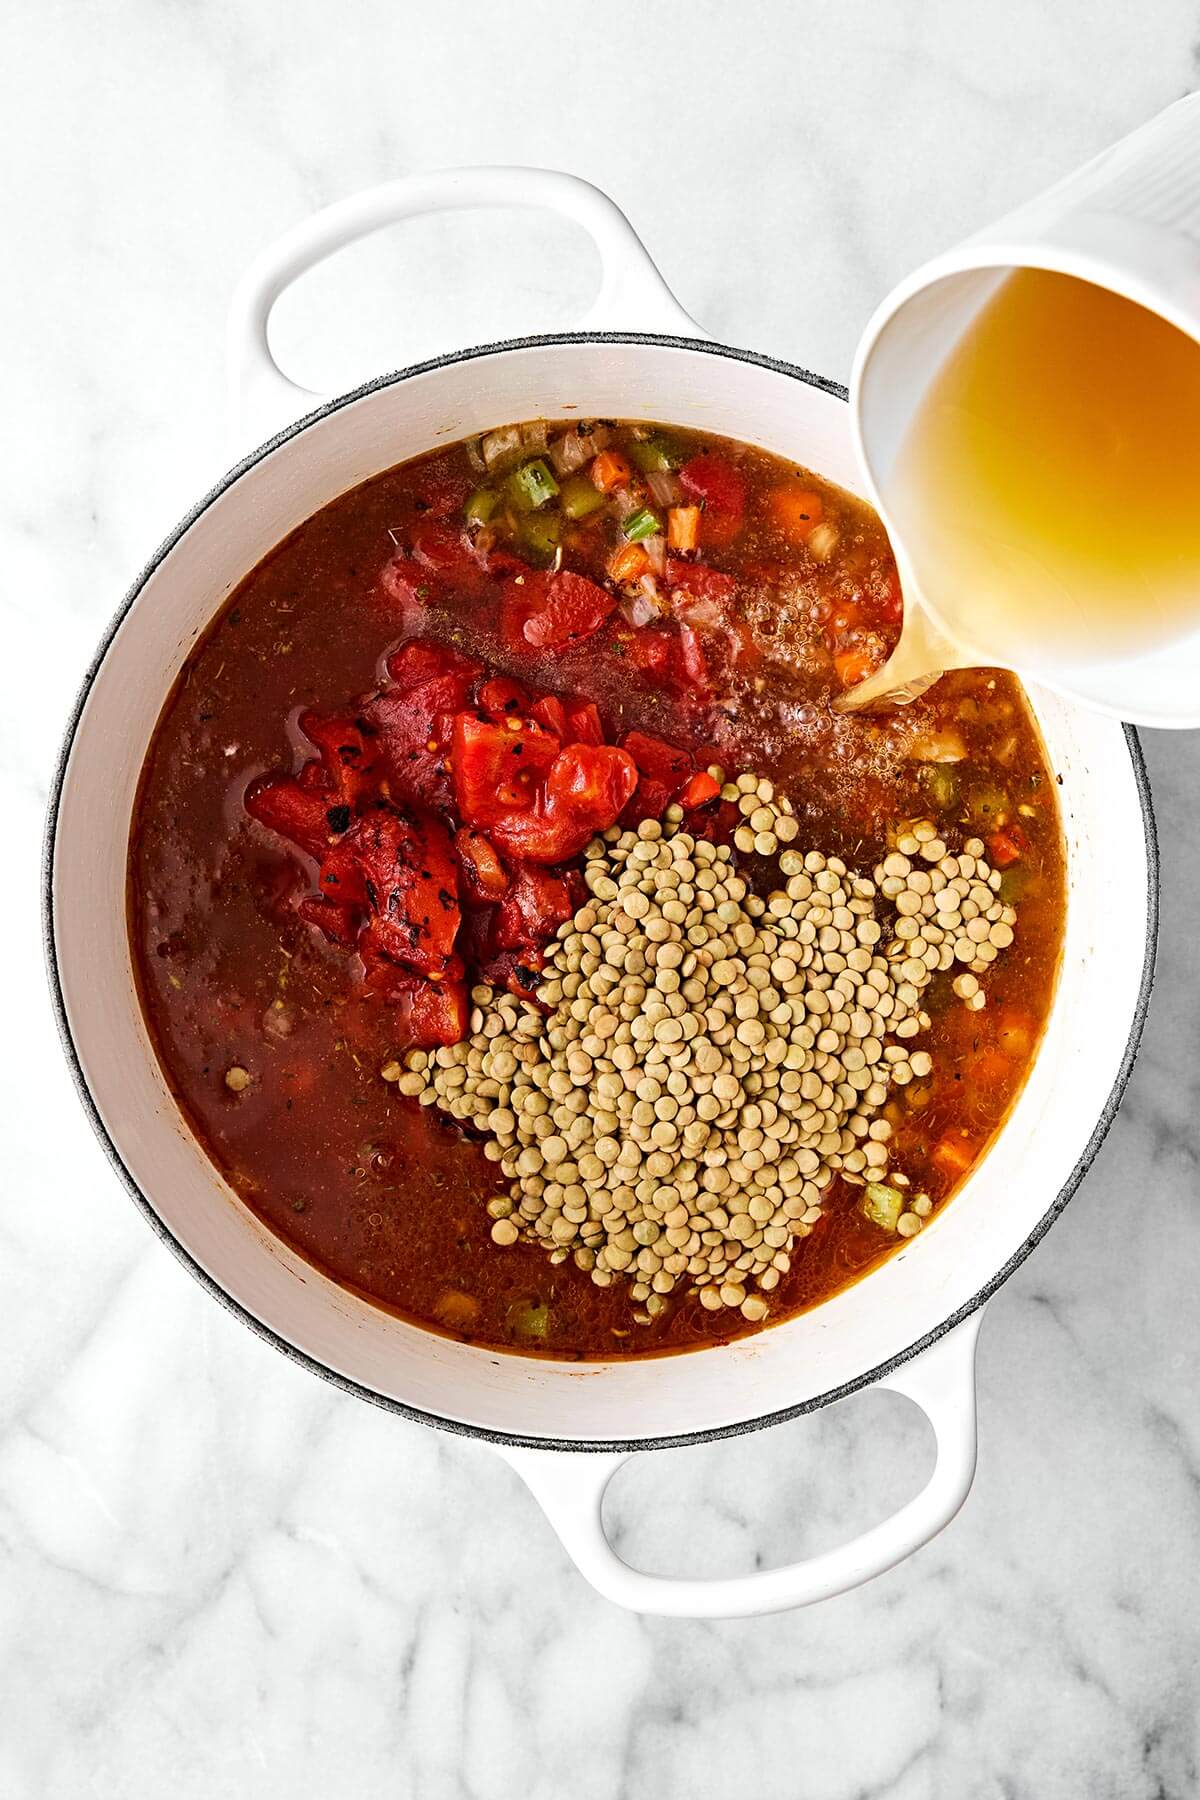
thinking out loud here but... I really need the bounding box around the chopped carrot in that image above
[931,1132,977,1179]
[608,541,652,583]
[987,829,1023,868]
[591,450,632,492]
[667,505,701,553]
[834,646,876,688]
[769,482,825,542]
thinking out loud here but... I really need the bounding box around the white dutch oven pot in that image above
[45,169,1157,1618]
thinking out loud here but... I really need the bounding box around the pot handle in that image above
[495,1310,983,1618]
[227,165,701,447]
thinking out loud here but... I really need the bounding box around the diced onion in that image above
[647,470,682,508]
[482,425,523,471]
[548,430,592,477]
[642,533,667,576]
[621,585,660,628]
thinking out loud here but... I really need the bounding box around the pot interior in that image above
[50,338,1153,1445]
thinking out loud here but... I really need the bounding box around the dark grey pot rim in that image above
[42,329,1160,1454]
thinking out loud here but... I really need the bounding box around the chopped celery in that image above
[862,1182,904,1231]
[998,863,1036,904]
[464,486,499,527]
[507,1298,550,1338]
[507,459,559,512]
[623,506,662,543]
[516,509,561,567]
[917,761,960,810]
[628,433,684,473]
[560,473,608,520]
[966,780,1009,826]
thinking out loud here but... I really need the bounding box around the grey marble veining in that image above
[5,3,1200,1795]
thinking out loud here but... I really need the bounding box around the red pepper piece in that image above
[244,774,334,860]
[522,570,617,650]
[454,827,509,902]
[451,712,562,831]
[347,805,460,975]
[679,771,721,809]
[488,744,638,863]
[497,866,577,951]
[678,453,747,547]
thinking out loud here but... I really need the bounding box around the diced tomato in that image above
[530,694,568,739]
[677,624,710,696]
[500,572,551,653]
[479,676,532,720]
[625,628,675,678]
[297,895,361,947]
[385,640,483,698]
[244,774,333,860]
[297,710,379,808]
[497,866,576,951]
[487,744,638,863]
[452,712,562,830]
[521,570,617,651]
[346,805,460,975]
[678,453,746,547]
[454,827,509,902]
[365,690,449,809]
[563,699,604,746]
[410,521,481,582]
[378,553,433,616]
[622,730,692,785]
[666,559,736,609]
[367,645,481,809]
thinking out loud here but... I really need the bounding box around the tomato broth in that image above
[129,421,1064,1358]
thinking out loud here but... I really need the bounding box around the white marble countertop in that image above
[6,4,1200,1794]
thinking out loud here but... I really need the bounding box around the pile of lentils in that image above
[387,774,1017,1326]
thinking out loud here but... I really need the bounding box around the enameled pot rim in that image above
[41,330,1161,1453]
